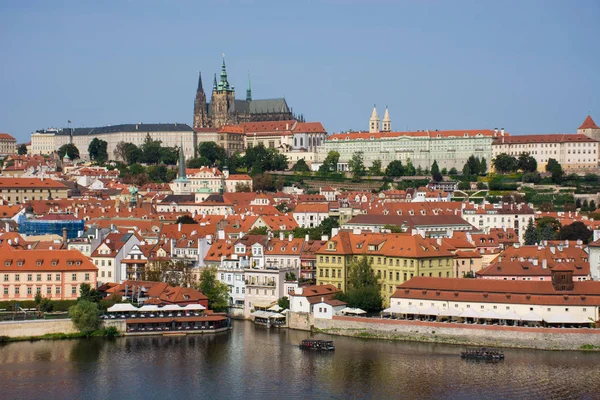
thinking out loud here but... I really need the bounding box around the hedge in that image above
[0,300,77,312]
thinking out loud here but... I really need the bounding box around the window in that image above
[27,287,32,295]
[84,273,90,281]
[27,274,32,281]
[72,286,77,295]
[71,273,77,281]
[15,287,19,295]
[36,274,41,281]
[15,274,19,282]
[3,274,7,282]
[47,274,52,281]
[47,287,51,295]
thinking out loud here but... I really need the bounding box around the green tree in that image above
[278,296,290,310]
[441,167,448,175]
[431,160,442,182]
[198,142,227,166]
[480,157,487,174]
[17,144,27,155]
[197,267,229,312]
[558,221,592,243]
[68,300,100,334]
[448,167,458,175]
[385,160,404,177]
[79,283,101,303]
[518,152,537,173]
[292,158,310,172]
[123,143,142,164]
[253,173,274,192]
[88,138,108,164]
[590,200,597,212]
[536,216,561,241]
[343,255,382,312]
[235,182,252,192]
[140,134,162,164]
[176,215,196,224]
[348,152,366,181]
[187,157,210,168]
[524,218,538,245]
[147,165,175,182]
[546,158,564,184]
[522,172,541,184]
[492,153,518,173]
[404,160,416,176]
[369,159,383,176]
[159,147,179,165]
[247,226,269,235]
[319,151,340,174]
[58,143,80,160]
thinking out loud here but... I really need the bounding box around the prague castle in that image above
[193,56,298,129]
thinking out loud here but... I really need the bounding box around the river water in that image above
[1,320,599,400]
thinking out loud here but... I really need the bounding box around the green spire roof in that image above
[246,72,252,101]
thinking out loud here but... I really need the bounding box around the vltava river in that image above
[1,320,599,400]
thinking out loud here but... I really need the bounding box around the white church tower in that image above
[382,106,391,132]
[369,105,380,133]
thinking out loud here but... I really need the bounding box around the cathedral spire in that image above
[369,104,380,133]
[178,140,186,180]
[213,73,217,91]
[246,72,252,101]
[219,53,230,90]
[197,71,204,93]
[382,106,391,132]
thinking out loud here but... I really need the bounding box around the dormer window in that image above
[17,260,24,266]
[51,260,58,266]
[5,260,12,266]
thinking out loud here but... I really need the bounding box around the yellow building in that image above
[0,178,69,203]
[316,231,456,306]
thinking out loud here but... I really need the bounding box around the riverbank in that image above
[0,327,120,343]
[289,313,600,351]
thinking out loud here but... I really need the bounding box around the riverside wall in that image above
[0,319,77,338]
[288,313,600,351]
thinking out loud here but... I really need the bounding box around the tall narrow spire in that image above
[177,140,186,180]
[369,104,380,133]
[197,71,204,93]
[382,106,391,132]
[213,73,217,91]
[246,72,252,101]
[219,53,230,90]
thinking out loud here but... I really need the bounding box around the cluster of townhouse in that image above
[0,113,599,329]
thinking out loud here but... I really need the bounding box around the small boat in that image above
[299,339,335,351]
[461,347,504,360]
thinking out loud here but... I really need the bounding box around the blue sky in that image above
[1,0,599,142]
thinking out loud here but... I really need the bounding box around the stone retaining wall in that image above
[289,313,600,351]
[0,319,77,338]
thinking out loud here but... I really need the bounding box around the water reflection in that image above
[0,321,599,400]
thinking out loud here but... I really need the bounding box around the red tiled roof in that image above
[0,178,67,189]
[579,115,599,130]
[494,134,597,144]
[328,129,495,141]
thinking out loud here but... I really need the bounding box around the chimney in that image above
[305,234,309,242]
[549,246,555,254]
[501,128,505,136]
[436,238,442,245]
[542,259,547,269]
[279,231,284,241]
[321,235,329,241]
[178,223,182,232]
[296,287,303,295]
[288,233,293,242]
[62,227,68,242]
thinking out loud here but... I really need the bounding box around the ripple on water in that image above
[0,322,599,400]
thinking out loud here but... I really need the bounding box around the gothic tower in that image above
[210,55,236,127]
[578,115,600,141]
[369,105,380,133]
[382,106,392,132]
[193,72,209,129]
[246,73,252,101]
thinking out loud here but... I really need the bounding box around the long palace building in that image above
[314,106,495,171]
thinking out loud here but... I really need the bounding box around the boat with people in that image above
[461,347,504,361]
[299,339,335,351]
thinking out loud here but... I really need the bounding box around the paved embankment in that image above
[0,319,77,338]
[288,313,600,351]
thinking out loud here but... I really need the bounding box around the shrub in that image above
[68,300,100,334]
